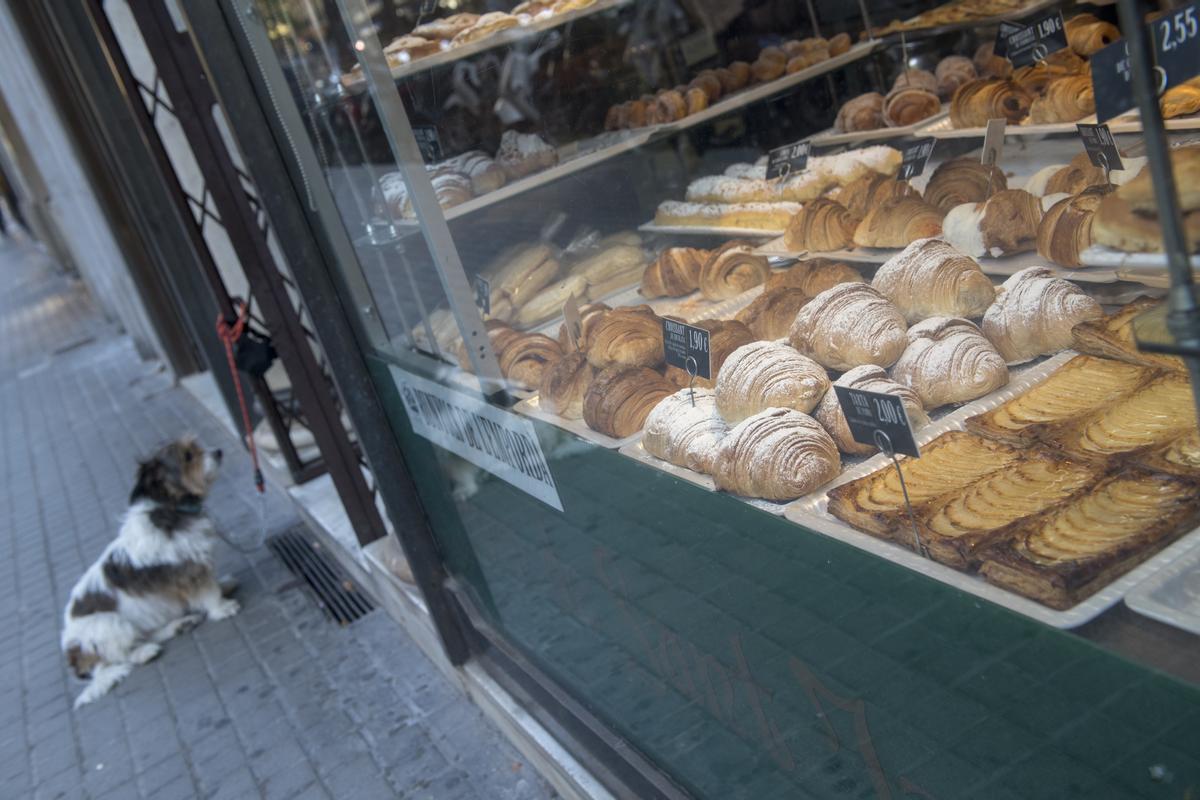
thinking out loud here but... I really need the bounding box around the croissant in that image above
[583,367,676,439]
[1011,49,1086,96]
[950,79,1033,128]
[642,389,728,474]
[1028,74,1095,124]
[498,333,564,389]
[699,241,769,300]
[712,408,841,501]
[641,247,705,298]
[943,189,1043,258]
[883,86,942,127]
[1036,186,1112,268]
[715,340,830,423]
[664,319,756,390]
[871,238,995,323]
[783,198,861,252]
[891,317,1009,409]
[586,305,664,369]
[1065,13,1120,57]
[852,196,945,248]
[456,318,522,373]
[924,158,1008,212]
[814,365,930,455]
[891,68,938,95]
[1162,77,1200,120]
[537,351,596,419]
[935,55,977,100]
[788,283,909,371]
[765,258,863,296]
[557,301,610,351]
[982,267,1104,363]
[835,92,885,133]
[835,173,918,218]
[735,287,812,340]
[973,42,1012,79]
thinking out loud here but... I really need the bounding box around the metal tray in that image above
[1125,541,1200,636]
[810,110,949,148]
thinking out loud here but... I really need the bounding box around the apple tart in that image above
[1071,297,1187,372]
[1057,373,1197,461]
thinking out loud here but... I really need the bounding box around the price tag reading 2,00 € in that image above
[766,140,811,180]
[662,319,711,380]
[833,386,920,458]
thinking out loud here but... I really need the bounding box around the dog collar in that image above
[174,498,205,515]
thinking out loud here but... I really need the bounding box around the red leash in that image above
[216,301,265,494]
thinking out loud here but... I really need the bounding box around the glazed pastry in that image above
[1092,195,1200,253]
[935,55,977,100]
[451,12,519,45]
[814,365,929,456]
[891,317,1009,409]
[1056,373,1197,461]
[943,189,1044,258]
[783,198,861,252]
[557,301,610,351]
[655,90,688,123]
[852,196,945,248]
[715,341,830,422]
[711,408,841,501]
[1072,297,1187,371]
[1036,186,1112,268]
[834,92,885,133]
[585,305,664,369]
[496,130,558,179]
[924,158,1008,212]
[982,267,1103,363]
[515,275,588,327]
[642,389,728,474]
[582,367,676,439]
[1027,74,1095,124]
[641,247,705,298]
[413,12,478,41]
[751,48,787,82]
[1065,12,1121,57]
[699,241,769,301]
[883,85,941,127]
[735,287,812,340]
[447,150,506,195]
[765,258,863,295]
[689,71,723,102]
[537,351,595,419]
[871,238,995,322]
[828,32,851,57]
[788,283,908,371]
[664,319,755,390]
[950,79,1034,128]
[835,173,917,218]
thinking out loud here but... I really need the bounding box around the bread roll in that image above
[891,317,1008,409]
[715,340,830,423]
[572,244,646,295]
[765,259,863,296]
[852,196,945,248]
[641,247,705,298]
[486,243,560,309]
[788,283,908,371]
[583,367,676,439]
[642,389,728,474]
[924,158,1007,212]
[783,198,860,252]
[664,319,755,390]
[942,189,1043,258]
[712,408,841,501]
[699,241,769,300]
[871,238,995,322]
[982,267,1103,363]
[586,305,664,369]
[828,32,851,57]
[814,365,929,455]
[735,287,811,340]
[538,351,596,419]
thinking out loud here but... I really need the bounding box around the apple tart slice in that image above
[1058,373,1197,461]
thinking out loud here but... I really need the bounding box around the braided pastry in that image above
[982,267,1103,363]
[1066,13,1120,57]
[852,196,945,248]
[642,389,728,474]
[834,92,885,133]
[699,241,769,300]
[835,173,917,218]
[783,198,861,252]
[788,283,908,371]
[664,319,755,390]
[712,408,841,501]
[935,55,977,100]
[950,79,1033,128]
[883,86,941,128]
[537,351,596,419]
[814,365,929,455]
[943,189,1043,258]
[871,238,995,323]
[586,305,664,369]
[735,287,812,340]
[583,367,676,439]
[557,301,609,351]
[891,317,1009,409]
[641,247,705,298]
[765,258,863,296]
[924,158,1008,212]
[715,341,830,422]
[1036,186,1111,268]
[1028,74,1095,124]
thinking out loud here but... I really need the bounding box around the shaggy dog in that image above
[62,437,239,707]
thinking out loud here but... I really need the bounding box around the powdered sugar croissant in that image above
[814,365,929,455]
[871,238,995,323]
[642,389,728,474]
[788,283,908,371]
[983,267,1103,363]
[715,341,831,423]
[891,317,1009,408]
[712,408,841,501]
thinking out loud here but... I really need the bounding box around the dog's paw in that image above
[130,642,162,665]
[207,599,240,621]
[219,576,239,598]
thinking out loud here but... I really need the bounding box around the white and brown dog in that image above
[62,437,239,707]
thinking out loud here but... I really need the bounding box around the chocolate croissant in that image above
[1011,50,1086,96]
[783,198,861,252]
[699,241,769,300]
[582,366,676,439]
[1065,13,1120,57]
[924,158,1008,212]
[586,305,664,370]
[641,247,706,298]
[950,79,1033,128]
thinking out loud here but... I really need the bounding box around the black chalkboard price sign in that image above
[1004,11,1068,68]
[1152,3,1200,92]
[473,275,490,315]
[1090,39,1134,122]
[833,386,920,458]
[766,140,811,180]
[897,138,936,181]
[1077,123,1125,173]
[413,125,443,162]
[662,319,711,380]
[992,20,1024,57]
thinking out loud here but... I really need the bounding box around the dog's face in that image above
[130,437,223,505]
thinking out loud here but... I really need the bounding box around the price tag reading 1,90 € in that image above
[662,319,711,380]
[992,20,1025,58]
[1004,11,1068,68]
[833,386,920,458]
[1077,123,1125,173]
[473,275,490,315]
[1152,3,1200,92]
[766,140,811,180]
[897,138,936,181]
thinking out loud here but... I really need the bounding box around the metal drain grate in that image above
[268,531,374,625]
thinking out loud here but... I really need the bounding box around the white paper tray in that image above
[513,395,639,449]
[1125,540,1200,636]
[913,111,1200,140]
[810,109,949,148]
[1080,244,1200,271]
[639,222,781,238]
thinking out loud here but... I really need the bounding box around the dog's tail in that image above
[73,663,132,708]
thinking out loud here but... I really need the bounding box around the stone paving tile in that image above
[0,237,560,797]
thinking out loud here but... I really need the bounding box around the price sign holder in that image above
[662,318,711,388]
[1077,122,1125,179]
[413,125,443,162]
[993,20,1024,58]
[897,138,936,181]
[473,275,490,315]
[562,294,583,350]
[834,385,925,555]
[1151,3,1200,93]
[981,119,1006,198]
[1004,11,1068,68]
[1091,39,1135,122]
[767,140,811,181]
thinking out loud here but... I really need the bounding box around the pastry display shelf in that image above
[638,222,781,239]
[1125,539,1200,636]
[809,109,949,148]
[514,395,641,449]
[1081,245,1200,272]
[914,111,1200,140]
[868,0,1066,43]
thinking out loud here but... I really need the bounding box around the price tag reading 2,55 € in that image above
[897,138,936,181]
[473,275,490,315]
[662,319,711,380]
[1153,3,1200,92]
[833,386,920,458]
[766,141,811,181]
[1004,11,1068,69]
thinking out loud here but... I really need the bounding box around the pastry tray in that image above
[913,111,1200,140]
[1124,539,1200,636]
[514,395,641,449]
[809,109,949,148]
[1080,245,1200,272]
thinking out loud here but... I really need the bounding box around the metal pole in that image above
[804,0,821,39]
[857,0,875,41]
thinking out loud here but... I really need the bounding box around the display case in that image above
[195,0,1200,796]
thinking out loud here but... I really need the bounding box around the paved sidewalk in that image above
[0,238,559,799]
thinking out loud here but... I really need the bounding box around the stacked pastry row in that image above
[829,297,1198,609]
[834,57,968,133]
[638,242,1107,502]
[604,34,853,132]
[655,145,902,232]
[380,130,558,218]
